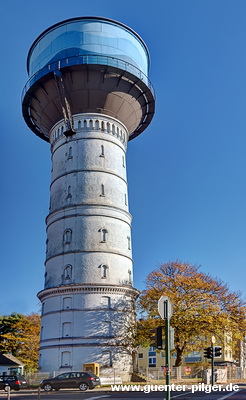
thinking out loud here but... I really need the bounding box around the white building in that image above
[22,17,155,378]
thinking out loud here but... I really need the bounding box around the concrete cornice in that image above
[37,283,139,301]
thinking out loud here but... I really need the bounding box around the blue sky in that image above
[1,0,246,315]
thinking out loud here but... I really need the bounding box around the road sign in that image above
[158,296,172,320]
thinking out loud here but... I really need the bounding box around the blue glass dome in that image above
[27,17,150,78]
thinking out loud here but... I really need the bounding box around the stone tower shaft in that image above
[22,17,155,376]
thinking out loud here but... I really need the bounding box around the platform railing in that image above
[22,54,155,101]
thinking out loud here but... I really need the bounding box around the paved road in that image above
[0,386,245,400]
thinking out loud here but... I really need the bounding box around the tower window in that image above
[122,155,125,167]
[63,297,72,309]
[100,184,105,197]
[101,296,111,308]
[61,351,71,367]
[67,186,72,198]
[128,270,132,283]
[102,350,112,367]
[99,228,108,243]
[64,265,72,282]
[125,194,128,205]
[100,144,105,157]
[63,229,72,245]
[102,320,112,336]
[62,322,71,337]
[68,146,73,159]
[127,236,131,250]
[100,264,108,279]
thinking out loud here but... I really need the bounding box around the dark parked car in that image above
[40,371,100,391]
[0,375,28,391]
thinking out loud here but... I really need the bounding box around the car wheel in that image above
[43,383,53,392]
[79,382,88,391]
[4,386,11,392]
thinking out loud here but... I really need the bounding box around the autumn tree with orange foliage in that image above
[138,261,246,366]
[0,313,40,371]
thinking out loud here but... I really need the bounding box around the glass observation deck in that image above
[22,17,155,141]
[27,17,150,77]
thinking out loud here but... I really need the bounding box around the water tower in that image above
[22,17,155,377]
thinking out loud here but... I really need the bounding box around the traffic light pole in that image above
[211,345,214,386]
[165,301,171,400]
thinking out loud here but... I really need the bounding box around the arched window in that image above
[99,228,108,243]
[100,264,108,279]
[78,120,81,129]
[101,296,111,308]
[63,297,72,309]
[62,322,71,337]
[64,265,72,282]
[61,351,71,367]
[63,229,72,245]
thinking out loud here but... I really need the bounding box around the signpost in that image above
[158,296,172,400]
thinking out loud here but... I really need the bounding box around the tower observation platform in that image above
[22,17,155,378]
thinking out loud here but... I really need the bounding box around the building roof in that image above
[0,354,24,366]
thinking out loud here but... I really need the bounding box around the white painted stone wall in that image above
[38,114,138,377]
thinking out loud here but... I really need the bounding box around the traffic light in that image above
[204,347,213,359]
[214,346,222,357]
[150,326,163,349]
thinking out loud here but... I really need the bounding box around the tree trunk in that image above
[175,345,184,367]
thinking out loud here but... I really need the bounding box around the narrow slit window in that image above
[122,155,125,167]
[100,184,105,197]
[68,146,73,159]
[100,144,105,157]
[127,236,131,250]
[125,194,127,205]
[128,270,132,283]
[67,186,72,198]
